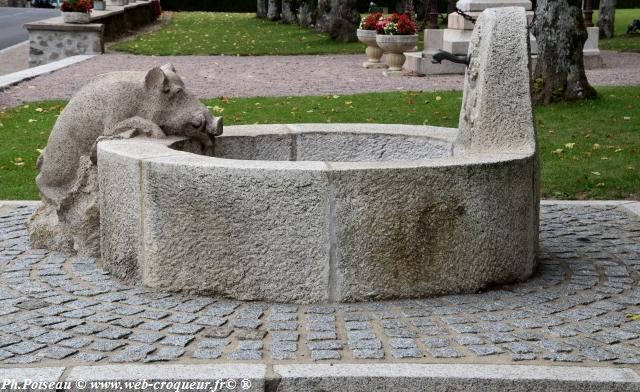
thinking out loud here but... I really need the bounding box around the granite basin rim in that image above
[97,123,538,303]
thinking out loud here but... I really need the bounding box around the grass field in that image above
[1,87,638,201]
[113,10,639,56]
[113,11,427,55]
[113,12,383,55]
[597,9,640,52]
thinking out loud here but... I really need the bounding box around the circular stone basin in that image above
[97,124,538,304]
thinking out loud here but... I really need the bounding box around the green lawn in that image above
[114,12,366,55]
[113,10,639,56]
[597,8,640,52]
[113,12,420,55]
[1,87,638,201]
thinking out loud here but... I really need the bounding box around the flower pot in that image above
[376,34,418,76]
[356,29,387,69]
[93,0,105,10]
[62,11,91,24]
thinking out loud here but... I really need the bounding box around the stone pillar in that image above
[583,26,603,68]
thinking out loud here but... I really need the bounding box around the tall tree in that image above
[314,0,359,41]
[314,0,333,33]
[531,0,597,104]
[267,0,281,21]
[330,0,360,42]
[598,0,616,38]
[282,0,298,23]
[298,0,314,27]
[257,0,267,18]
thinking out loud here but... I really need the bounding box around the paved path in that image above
[0,7,60,50]
[1,50,639,109]
[0,201,639,369]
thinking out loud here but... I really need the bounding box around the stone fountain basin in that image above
[98,123,538,303]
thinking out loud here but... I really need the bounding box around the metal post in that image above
[583,0,593,27]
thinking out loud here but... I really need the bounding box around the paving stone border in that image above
[0,363,638,391]
[0,200,639,391]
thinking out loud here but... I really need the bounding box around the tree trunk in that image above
[314,0,332,33]
[598,0,616,38]
[267,0,281,21]
[298,0,314,27]
[531,0,597,104]
[314,0,359,41]
[282,0,297,23]
[403,0,415,16]
[257,0,267,18]
[330,0,360,42]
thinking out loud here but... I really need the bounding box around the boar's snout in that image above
[204,110,223,137]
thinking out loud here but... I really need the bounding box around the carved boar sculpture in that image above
[27,63,222,256]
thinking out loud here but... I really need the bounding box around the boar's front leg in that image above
[89,117,167,164]
[106,116,167,139]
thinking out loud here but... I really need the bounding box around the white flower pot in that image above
[62,11,91,24]
[356,29,387,69]
[376,34,418,76]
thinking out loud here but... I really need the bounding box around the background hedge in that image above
[160,0,639,13]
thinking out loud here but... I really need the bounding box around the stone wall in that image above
[27,26,103,67]
[24,1,155,67]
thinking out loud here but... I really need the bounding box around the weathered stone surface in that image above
[456,7,535,155]
[29,64,222,259]
[130,152,331,303]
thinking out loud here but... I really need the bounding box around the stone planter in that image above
[93,0,105,10]
[62,11,91,24]
[376,34,418,76]
[356,29,387,69]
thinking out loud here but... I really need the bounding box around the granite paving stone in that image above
[160,334,195,347]
[310,349,340,361]
[192,349,223,359]
[227,350,262,360]
[5,341,45,355]
[0,204,639,367]
[427,347,464,358]
[110,344,156,362]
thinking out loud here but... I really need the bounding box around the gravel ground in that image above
[1,50,639,109]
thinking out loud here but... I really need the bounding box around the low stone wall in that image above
[24,1,155,67]
[26,24,104,67]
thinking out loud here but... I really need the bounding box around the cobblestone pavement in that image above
[0,203,639,368]
[1,50,639,109]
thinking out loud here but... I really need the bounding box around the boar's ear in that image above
[160,63,177,74]
[144,67,169,92]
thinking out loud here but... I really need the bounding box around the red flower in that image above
[61,0,92,13]
[361,12,383,30]
[396,13,417,35]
